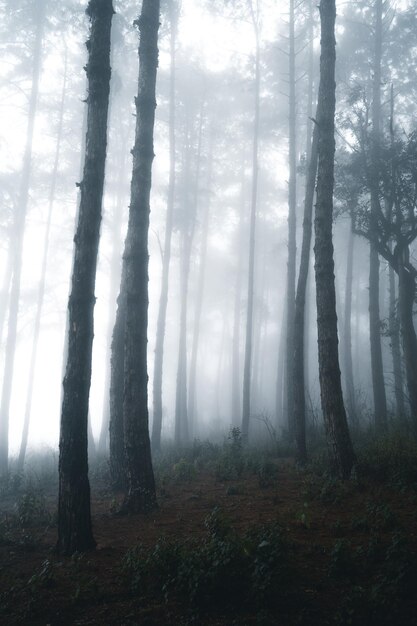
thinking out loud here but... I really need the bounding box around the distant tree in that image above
[0,0,46,477]
[57,0,114,555]
[314,0,355,478]
[119,0,160,513]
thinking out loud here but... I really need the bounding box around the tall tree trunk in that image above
[0,0,45,477]
[293,123,318,464]
[397,259,417,435]
[18,48,68,472]
[188,143,213,432]
[152,0,178,451]
[285,0,297,438]
[343,223,356,425]
[369,0,387,432]
[57,0,114,555]
[242,6,260,441]
[120,0,160,514]
[314,0,355,479]
[0,255,13,349]
[388,263,405,420]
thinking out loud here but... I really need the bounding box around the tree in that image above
[0,0,46,477]
[152,0,179,451]
[314,0,355,479]
[119,0,160,513]
[57,0,114,555]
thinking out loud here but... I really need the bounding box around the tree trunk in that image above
[17,48,68,472]
[58,0,114,555]
[120,0,160,514]
[343,224,357,425]
[314,0,355,479]
[152,0,178,451]
[388,263,405,420]
[242,7,260,441]
[369,0,387,432]
[188,142,213,432]
[285,0,297,438]
[0,0,45,477]
[397,259,417,435]
[293,123,318,464]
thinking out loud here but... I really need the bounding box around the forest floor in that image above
[0,437,417,625]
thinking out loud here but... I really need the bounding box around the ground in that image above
[0,445,416,625]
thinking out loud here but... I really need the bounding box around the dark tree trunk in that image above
[293,123,318,464]
[388,263,405,420]
[242,6,260,441]
[152,0,178,451]
[0,0,45,477]
[18,48,68,472]
[397,259,417,435]
[120,0,160,514]
[369,0,387,432]
[57,0,114,555]
[343,224,356,425]
[313,0,355,479]
[285,0,297,438]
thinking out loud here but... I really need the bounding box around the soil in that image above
[0,459,416,625]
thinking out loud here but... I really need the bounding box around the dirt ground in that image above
[0,460,416,625]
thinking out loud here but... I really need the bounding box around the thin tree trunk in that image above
[152,0,178,451]
[369,0,387,432]
[398,260,417,435]
[343,223,356,425]
[17,48,68,472]
[0,254,13,349]
[285,0,297,438]
[314,0,355,479]
[188,142,213,432]
[120,0,160,514]
[242,5,260,441]
[57,0,114,555]
[275,301,286,429]
[0,0,45,477]
[389,263,405,420]
[293,123,318,464]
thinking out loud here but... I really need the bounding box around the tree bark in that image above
[0,0,45,477]
[293,123,318,464]
[314,0,355,479]
[120,0,160,514]
[369,0,387,431]
[18,47,68,472]
[242,5,260,441]
[58,0,114,555]
[397,258,417,435]
[388,262,405,420]
[343,223,356,425]
[152,0,178,451]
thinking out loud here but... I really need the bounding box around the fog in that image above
[0,0,416,462]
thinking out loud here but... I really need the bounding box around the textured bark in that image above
[314,0,355,479]
[242,6,260,441]
[343,224,356,425]
[388,263,405,419]
[369,0,387,431]
[293,123,318,464]
[18,49,68,472]
[58,0,114,555]
[397,259,417,435]
[120,0,160,514]
[285,0,297,437]
[152,0,178,451]
[0,0,45,477]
